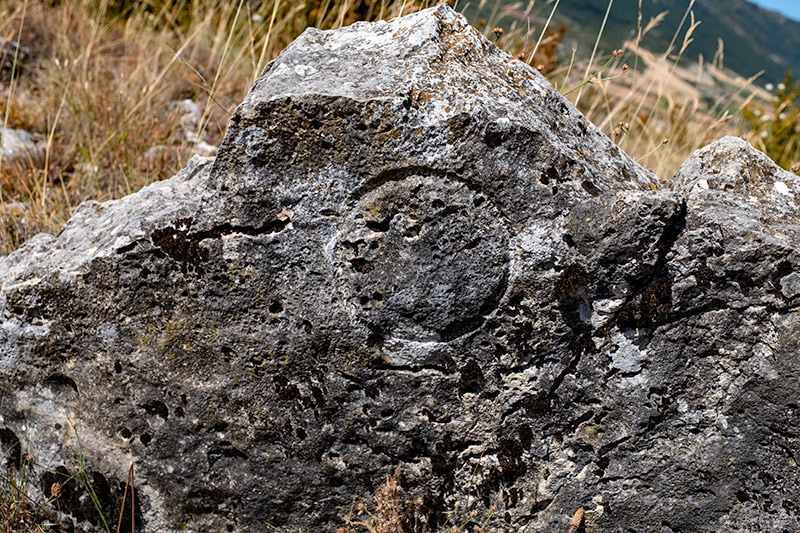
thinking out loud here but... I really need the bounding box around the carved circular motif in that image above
[339,174,509,342]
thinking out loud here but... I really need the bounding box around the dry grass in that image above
[0,0,783,255]
[0,453,49,533]
[490,0,773,179]
[0,425,138,533]
[0,0,440,255]
[338,467,496,533]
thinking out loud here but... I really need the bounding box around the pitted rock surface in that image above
[340,173,509,342]
[1,6,800,533]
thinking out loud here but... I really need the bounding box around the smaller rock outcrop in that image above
[0,128,45,167]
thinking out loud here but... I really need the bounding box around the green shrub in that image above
[743,71,800,170]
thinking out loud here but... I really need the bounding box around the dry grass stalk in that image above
[567,506,584,533]
[0,0,780,256]
[0,0,434,255]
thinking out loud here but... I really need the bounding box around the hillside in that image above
[481,0,800,86]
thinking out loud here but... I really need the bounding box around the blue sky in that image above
[750,0,800,21]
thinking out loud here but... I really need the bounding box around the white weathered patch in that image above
[0,316,50,375]
[294,64,317,77]
[591,494,605,518]
[494,117,511,130]
[508,220,561,279]
[780,272,800,299]
[591,297,624,328]
[323,230,339,265]
[99,323,118,344]
[697,179,709,190]
[774,181,792,196]
[609,332,644,373]
[593,298,624,314]
[382,337,446,365]
[112,236,131,251]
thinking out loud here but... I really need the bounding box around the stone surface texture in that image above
[2,5,800,532]
[0,127,45,166]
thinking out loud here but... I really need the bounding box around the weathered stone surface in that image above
[0,41,29,79]
[1,6,799,532]
[0,128,45,166]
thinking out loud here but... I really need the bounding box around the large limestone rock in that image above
[1,5,799,531]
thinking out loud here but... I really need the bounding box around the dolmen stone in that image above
[2,5,800,531]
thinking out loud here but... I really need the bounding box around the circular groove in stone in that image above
[338,174,510,342]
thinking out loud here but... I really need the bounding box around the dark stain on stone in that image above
[771,259,794,291]
[349,257,375,273]
[617,274,673,328]
[553,264,589,304]
[274,375,302,402]
[695,257,715,288]
[484,121,508,147]
[458,359,485,393]
[0,428,21,470]
[521,391,551,414]
[208,441,248,465]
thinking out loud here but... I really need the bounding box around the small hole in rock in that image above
[44,374,79,397]
[120,428,132,439]
[141,401,169,420]
[350,258,374,273]
[366,217,391,232]
[464,239,480,250]
[269,301,283,314]
[140,433,152,446]
[114,361,122,374]
[404,224,422,238]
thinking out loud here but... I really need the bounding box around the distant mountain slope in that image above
[532,0,800,85]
